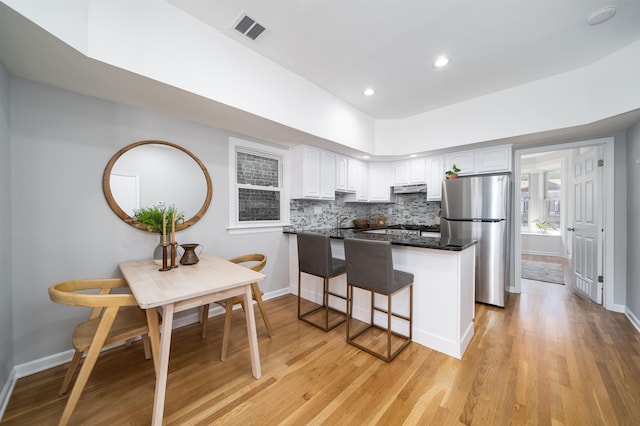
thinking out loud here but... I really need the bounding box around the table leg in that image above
[145,308,161,376]
[242,285,262,379]
[152,303,174,426]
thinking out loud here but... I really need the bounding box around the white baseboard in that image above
[607,303,626,314]
[521,250,570,258]
[626,308,640,335]
[14,349,76,379]
[0,369,16,421]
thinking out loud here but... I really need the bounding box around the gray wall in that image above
[627,122,640,319]
[0,61,13,393]
[9,78,291,365]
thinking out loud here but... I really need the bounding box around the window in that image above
[520,166,562,234]
[520,174,529,228]
[544,170,561,229]
[229,138,288,231]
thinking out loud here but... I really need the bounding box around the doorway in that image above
[513,137,614,309]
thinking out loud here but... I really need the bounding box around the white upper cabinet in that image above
[347,157,359,192]
[426,156,444,201]
[444,151,475,176]
[335,155,348,192]
[289,145,335,200]
[474,145,512,173]
[320,150,336,198]
[344,161,394,203]
[289,144,510,202]
[354,159,369,202]
[394,158,426,185]
[444,145,512,177]
[368,163,394,202]
[336,155,357,193]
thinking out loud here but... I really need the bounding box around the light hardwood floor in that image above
[3,285,640,425]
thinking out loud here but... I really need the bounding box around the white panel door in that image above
[571,148,601,303]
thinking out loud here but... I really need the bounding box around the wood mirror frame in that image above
[102,140,212,232]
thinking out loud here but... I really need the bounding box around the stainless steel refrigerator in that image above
[441,174,511,307]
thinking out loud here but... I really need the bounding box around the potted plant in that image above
[133,205,185,263]
[445,164,461,179]
[534,219,552,233]
[133,204,184,234]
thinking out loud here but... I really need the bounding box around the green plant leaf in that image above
[133,205,185,233]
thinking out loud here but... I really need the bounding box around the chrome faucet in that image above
[336,216,349,229]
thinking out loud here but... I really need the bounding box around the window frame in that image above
[228,137,289,234]
[520,165,563,236]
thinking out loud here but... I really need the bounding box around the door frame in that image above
[513,136,617,311]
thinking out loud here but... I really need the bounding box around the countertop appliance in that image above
[441,174,511,307]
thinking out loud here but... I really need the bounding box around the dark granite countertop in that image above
[283,227,477,251]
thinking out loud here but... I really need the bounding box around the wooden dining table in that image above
[119,253,265,426]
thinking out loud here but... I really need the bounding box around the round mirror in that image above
[102,140,212,231]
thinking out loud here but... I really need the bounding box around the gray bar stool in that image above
[297,232,348,331]
[343,238,413,362]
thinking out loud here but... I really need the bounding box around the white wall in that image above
[9,78,291,365]
[375,40,640,155]
[521,234,566,257]
[0,59,13,397]
[3,0,376,154]
[4,2,640,158]
[627,122,640,322]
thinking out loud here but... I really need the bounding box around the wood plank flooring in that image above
[3,284,640,425]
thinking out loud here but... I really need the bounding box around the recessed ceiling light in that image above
[364,88,375,96]
[434,56,450,68]
[587,6,616,25]
[410,154,418,158]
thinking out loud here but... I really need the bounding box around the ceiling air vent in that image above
[233,13,266,41]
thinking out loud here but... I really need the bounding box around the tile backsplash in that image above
[289,192,441,230]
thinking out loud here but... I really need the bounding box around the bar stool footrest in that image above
[347,323,411,362]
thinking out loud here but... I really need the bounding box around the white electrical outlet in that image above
[314,206,322,215]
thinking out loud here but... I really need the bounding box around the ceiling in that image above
[167,0,640,119]
[1,1,640,156]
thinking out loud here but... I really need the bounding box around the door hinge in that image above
[598,275,604,283]
[598,159,604,167]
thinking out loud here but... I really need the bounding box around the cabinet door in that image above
[347,158,359,192]
[474,145,512,173]
[303,147,321,198]
[335,155,348,192]
[409,158,427,184]
[444,151,474,176]
[354,160,369,201]
[369,163,392,202]
[394,161,410,185]
[427,156,443,201]
[320,150,336,199]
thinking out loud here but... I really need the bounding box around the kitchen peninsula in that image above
[285,228,477,359]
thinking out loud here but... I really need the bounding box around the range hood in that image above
[393,184,427,194]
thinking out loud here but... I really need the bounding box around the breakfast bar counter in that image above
[285,228,477,359]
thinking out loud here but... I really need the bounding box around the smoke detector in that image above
[587,6,616,25]
[233,12,266,40]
